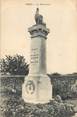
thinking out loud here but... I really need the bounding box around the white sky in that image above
[1,0,77,74]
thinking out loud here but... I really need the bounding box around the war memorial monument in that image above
[22,8,52,104]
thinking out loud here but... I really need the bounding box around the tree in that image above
[0,54,29,75]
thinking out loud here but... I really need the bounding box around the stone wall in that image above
[0,75,25,98]
[1,74,77,100]
[49,74,77,99]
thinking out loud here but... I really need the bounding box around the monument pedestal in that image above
[22,74,52,104]
[22,8,52,104]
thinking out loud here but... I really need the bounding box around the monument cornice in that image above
[28,24,49,39]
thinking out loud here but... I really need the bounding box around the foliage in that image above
[1,75,75,117]
[0,54,29,75]
[1,95,75,117]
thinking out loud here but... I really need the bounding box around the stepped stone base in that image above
[22,74,52,104]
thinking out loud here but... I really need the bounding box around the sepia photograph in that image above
[0,0,77,117]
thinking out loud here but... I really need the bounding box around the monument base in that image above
[22,74,52,104]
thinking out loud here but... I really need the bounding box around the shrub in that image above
[0,54,29,75]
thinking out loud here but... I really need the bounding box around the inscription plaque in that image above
[30,48,39,63]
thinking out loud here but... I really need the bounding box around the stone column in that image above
[22,8,52,104]
[29,24,48,75]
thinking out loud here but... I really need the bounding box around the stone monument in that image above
[22,8,52,104]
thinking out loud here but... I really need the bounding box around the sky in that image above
[1,0,77,74]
